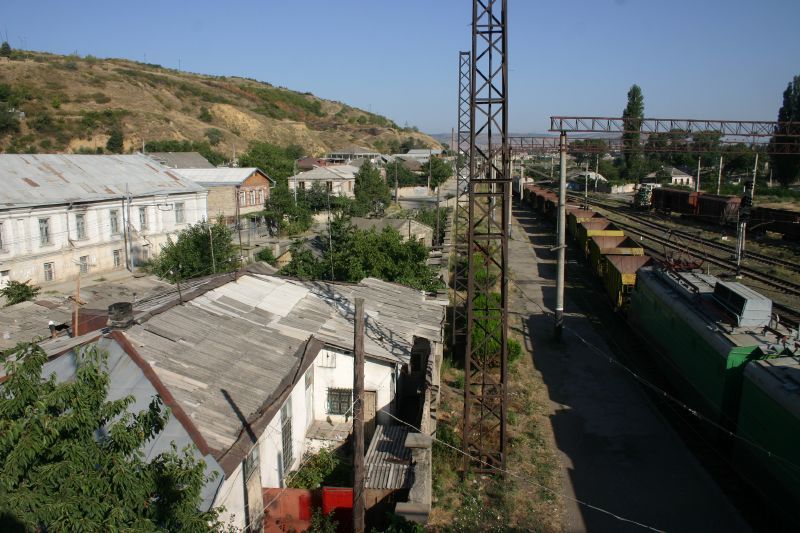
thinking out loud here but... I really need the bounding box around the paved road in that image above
[508,202,750,533]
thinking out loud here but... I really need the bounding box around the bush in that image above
[0,280,41,306]
[204,127,222,146]
[286,448,341,490]
[106,129,124,153]
[255,247,276,265]
[0,42,11,58]
[198,106,212,123]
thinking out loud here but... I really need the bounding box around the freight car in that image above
[695,194,742,225]
[587,235,644,278]
[750,205,800,240]
[651,187,701,215]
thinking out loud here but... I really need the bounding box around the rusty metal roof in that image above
[0,154,204,209]
[365,424,412,489]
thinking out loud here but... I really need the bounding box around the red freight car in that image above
[651,188,701,215]
[696,194,742,225]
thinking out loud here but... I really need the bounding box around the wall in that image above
[289,179,354,198]
[313,346,396,425]
[214,464,247,531]
[206,186,236,222]
[0,190,207,284]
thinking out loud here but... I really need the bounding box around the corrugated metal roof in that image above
[147,152,216,169]
[365,424,412,489]
[290,165,358,182]
[177,167,273,186]
[123,274,445,463]
[30,336,224,510]
[0,154,204,208]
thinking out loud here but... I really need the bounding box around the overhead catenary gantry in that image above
[451,50,471,349]
[463,0,510,474]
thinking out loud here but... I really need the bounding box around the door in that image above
[364,391,377,447]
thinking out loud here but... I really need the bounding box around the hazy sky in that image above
[3,0,799,134]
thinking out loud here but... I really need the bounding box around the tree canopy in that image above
[420,156,452,189]
[145,139,226,166]
[621,84,645,180]
[148,218,240,282]
[238,142,303,181]
[0,342,227,532]
[771,74,800,187]
[353,161,391,216]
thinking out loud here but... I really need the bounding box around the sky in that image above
[3,0,799,135]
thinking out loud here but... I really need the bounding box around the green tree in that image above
[238,142,297,181]
[0,280,41,307]
[148,218,240,281]
[388,160,420,188]
[261,180,312,236]
[771,74,800,187]
[198,106,212,123]
[421,156,452,189]
[0,42,11,58]
[145,139,225,166]
[204,128,222,146]
[353,161,391,216]
[106,129,124,153]
[570,139,608,166]
[621,84,645,181]
[0,342,227,531]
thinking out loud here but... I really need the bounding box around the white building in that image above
[42,273,445,529]
[288,164,359,198]
[0,154,208,286]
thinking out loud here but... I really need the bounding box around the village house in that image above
[0,154,208,286]
[296,157,330,172]
[287,164,359,198]
[177,167,273,225]
[324,147,382,165]
[26,272,446,530]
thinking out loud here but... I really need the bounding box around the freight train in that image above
[646,187,800,240]
[522,183,800,513]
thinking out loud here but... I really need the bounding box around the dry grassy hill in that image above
[0,50,439,157]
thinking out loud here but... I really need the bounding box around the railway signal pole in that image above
[463,0,510,474]
[555,132,567,339]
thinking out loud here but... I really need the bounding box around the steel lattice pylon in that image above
[451,50,471,349]
[463,0,509,473]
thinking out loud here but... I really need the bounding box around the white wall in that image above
[0,190,207,284]
[312,347,396,425]
[214,464,246,531]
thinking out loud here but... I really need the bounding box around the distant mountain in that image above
[0,50,440,156]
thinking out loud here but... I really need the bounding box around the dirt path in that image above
[508,202,751,533]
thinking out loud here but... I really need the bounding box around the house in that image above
[325,147,382,165]
[287,165,359,198]
[24,272,446,530]
[0,154,208,286]
[644,166,695,188]
[147,151,216,169]
[401,149,442,165]
[177,168,273,224]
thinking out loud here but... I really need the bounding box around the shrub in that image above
[204,127,222,146]
[0,42,11,58]
[1,280,41,306]
[286,448,343,489]
[198,106,212,123]
[91,92,111,104]
[106,129,124,153]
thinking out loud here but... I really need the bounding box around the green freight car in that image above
[737,357,800,508]
[629,267,778,424]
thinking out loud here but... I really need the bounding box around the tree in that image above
[145,139,225,166]
[570,139,608,166]
[261,180,312,236]
[148,218,240,281]
[0,280,40,307]
[238,142,297,181]
[771,75,800,187]
[421,156,452,189]
[0,342,227,531]
[106,129,124,153]
[204,128,222,146]
[353,161,391,216]
[0,42,11,58]
[621,84,645,181]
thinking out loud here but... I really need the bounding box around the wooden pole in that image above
[353,297,366,533]
[72,274,80,336]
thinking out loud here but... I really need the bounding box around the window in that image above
[281,399,293,471]
[258,189,264,204]
[243,444,260,481]
[326,388,352,416]
[326,181,333,192]
[75,213,87,240]
[239,190,246,206]
[249,190,256,206]
[139,207,148,230]
[141,245,150,262]
[43,262,54,282]
[298,182,306,191]
[110,209,120,234]
[113,249,122,268]
[79,255,89,274]
[39,218,51,246]
[175,202,185,224]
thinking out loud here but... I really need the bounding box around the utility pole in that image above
[293,160,298,204]
[121,195,130,272]
[735,157,758,276]
[394,159,399,203]
[584,160,589,210]
[555,131,567,340]
[717,155,723,195]
[427,148,432,189]
[435,184,441,248]
[208,222,217,273]
[71,274,85,336]
[235,186,243,252]
[352,298,366,533]
[125,184,133,271]
[696,156,701,192]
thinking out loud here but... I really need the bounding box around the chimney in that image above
[107,302,134,330]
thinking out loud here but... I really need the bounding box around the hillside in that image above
[0,50,439,158]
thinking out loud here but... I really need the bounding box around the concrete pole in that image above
[555,132,567,340]
[717,156,723,195]
[696,156,701,192]
[352,298,366,533]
